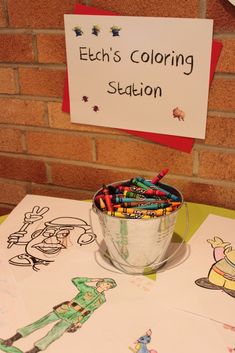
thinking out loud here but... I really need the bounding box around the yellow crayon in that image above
[116,207,173,216]
[106,211,153,219]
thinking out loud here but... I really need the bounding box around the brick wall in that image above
[0,0,234,215]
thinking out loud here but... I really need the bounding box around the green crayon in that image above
[136,202,170,210]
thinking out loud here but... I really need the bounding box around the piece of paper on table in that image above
[0,195,99,282]
[14,249,227,353]
[0,195,233,352]
[155,214,235,326]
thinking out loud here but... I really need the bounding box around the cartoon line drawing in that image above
[172,107,185,121]
[0,277,117,353]
[129,329,158,353]
[195,236,235,298]
[7,206,96,271]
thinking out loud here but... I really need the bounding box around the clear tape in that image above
[89,202,189,273]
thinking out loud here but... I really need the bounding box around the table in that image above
[175,201,235,242]
[1,202,234,242]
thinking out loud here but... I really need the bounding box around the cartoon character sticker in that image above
[129,329,158,353]
[92,25,100,36]
[73,26,83,36]
[7,206,96,271]
[110,25,121,36]
[195,236,235,298]
[0,277,117,353]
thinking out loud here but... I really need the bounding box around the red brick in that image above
[26,130,93,161]
[204,116,235,148]
[0,34,34,63]
[30,184,93,201]
[0,0,7,27]
[0,180,27,204]
[206,0,235,32]
[0,155,47,183]
[0,98,46,126]
[95,138,193,175]
[216,39,235,74]
[0,128,23,152]
[0,68,16,94]
[19,67,65,97]
[198,151,235,181]
[8,0,76,29]
[51,163,135,190]
[48,102,127,135]
[91,0,199,17]
[208,78,235,112]
[37,34,66,64]
[168,178,235,210]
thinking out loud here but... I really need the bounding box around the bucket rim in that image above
[92,179,184,221]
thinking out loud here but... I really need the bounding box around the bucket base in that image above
[103,249,168,275]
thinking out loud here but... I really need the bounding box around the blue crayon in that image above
[135,176,179,201]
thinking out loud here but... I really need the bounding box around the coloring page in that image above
[0,249,227,353]
[154,214,235,325]
[0,195,100,281]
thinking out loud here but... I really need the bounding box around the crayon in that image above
[170,202,181,207]
[123,191,145,199]
[113,197,157,204]
[95,193,124,201]
[117,185,147,195]
[102,184,114,212]
[143,189,166,197]
[118,201,164,208]
[115,207,172,216]
[135,202,170,210]
[99,198,107,211]
[135,176,159,189]
[107,211,154,220]
[135,177,179,201]
[131,178,150,190]
[151,168,169,184]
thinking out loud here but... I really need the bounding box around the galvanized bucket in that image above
[91,180,187,275]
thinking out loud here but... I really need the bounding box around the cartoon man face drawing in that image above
[25,218,92,262]
[7,207,96,271]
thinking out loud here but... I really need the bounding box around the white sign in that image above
[64,15,213,138]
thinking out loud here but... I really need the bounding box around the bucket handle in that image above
[89,202,189,274]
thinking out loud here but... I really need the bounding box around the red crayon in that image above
[151,168,169,184]
[102,184,114,212]
[144,189,166,197]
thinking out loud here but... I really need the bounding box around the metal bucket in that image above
[92,180,185,275]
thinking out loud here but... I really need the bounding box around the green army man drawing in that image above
[1,277,117,353]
